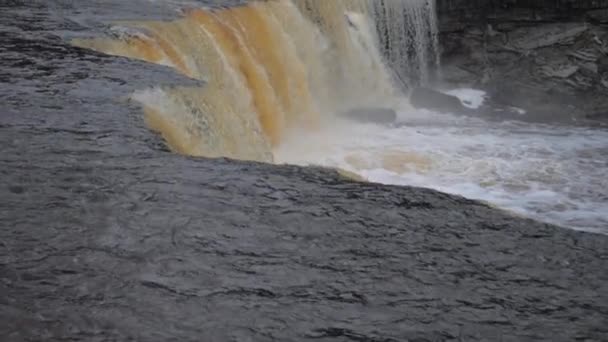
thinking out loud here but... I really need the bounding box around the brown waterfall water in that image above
[72,0,439,162]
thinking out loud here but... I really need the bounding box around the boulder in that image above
[409,87,469,114]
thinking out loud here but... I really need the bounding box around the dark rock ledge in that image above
[1,1,607,341]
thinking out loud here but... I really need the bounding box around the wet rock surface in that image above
[437,0,608,124]
[1,1,608,341]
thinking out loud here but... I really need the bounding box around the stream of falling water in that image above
[73,0,439,160]
[72,0,607,233]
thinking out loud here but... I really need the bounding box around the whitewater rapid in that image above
[276,91,608,234]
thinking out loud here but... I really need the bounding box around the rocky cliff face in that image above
[436,0,608,123]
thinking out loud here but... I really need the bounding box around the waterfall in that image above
[73,0,439,161]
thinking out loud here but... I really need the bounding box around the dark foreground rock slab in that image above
[1,1,607,341]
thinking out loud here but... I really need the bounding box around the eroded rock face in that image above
[437,0,608,123]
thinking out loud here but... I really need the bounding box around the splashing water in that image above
[73,0,439,160]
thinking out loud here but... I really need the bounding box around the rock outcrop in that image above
[436,0,608,123]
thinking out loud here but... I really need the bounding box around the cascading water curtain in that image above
[371,0,440,90]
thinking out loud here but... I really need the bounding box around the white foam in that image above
[444,88,487,109]
[276,104,608,234]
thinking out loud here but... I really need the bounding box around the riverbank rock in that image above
[436,0,608,123]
